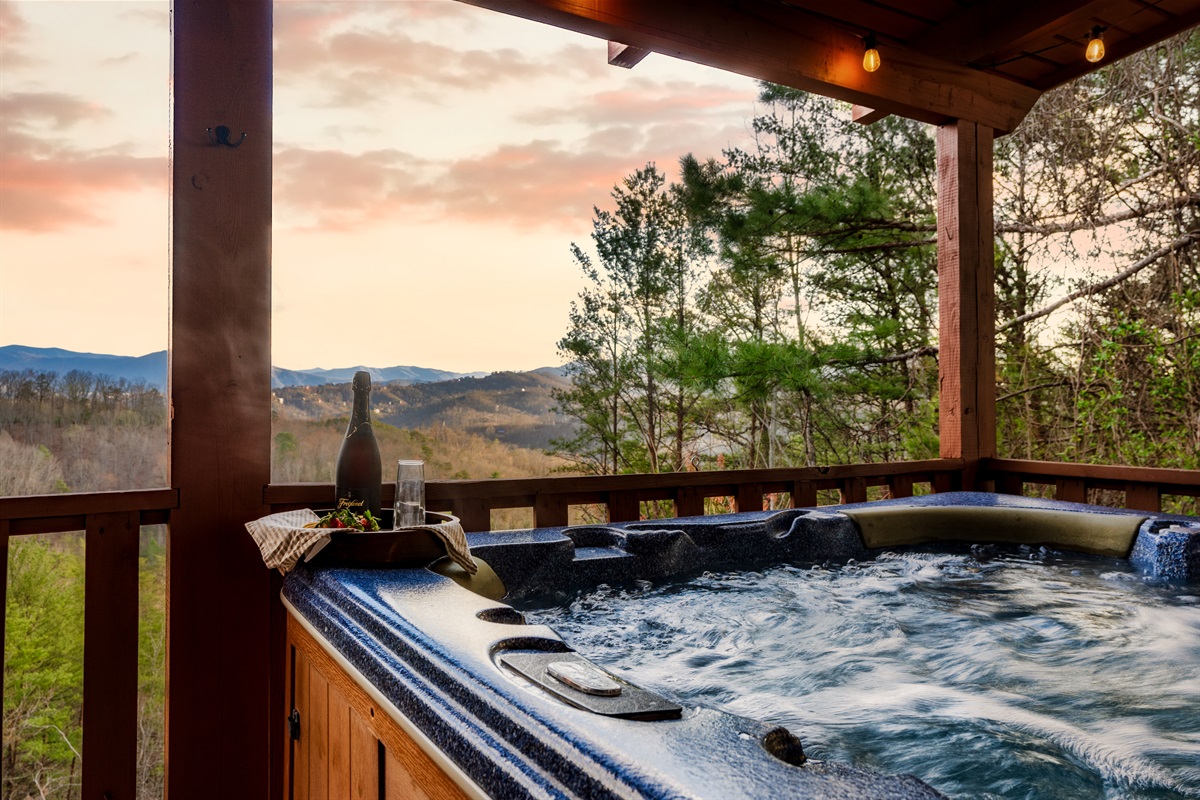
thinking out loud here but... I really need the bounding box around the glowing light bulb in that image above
[863,34,880,73]
[1086,26,1105,63]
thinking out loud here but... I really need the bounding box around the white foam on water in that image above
[525,550,1200,798]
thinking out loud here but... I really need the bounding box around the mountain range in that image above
[0,345,504,390]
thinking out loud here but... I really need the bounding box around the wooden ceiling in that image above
[457,0,1200,133]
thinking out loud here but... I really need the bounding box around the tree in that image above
[554,164,711,475]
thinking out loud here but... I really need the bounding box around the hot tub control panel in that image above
[498,651,682,720]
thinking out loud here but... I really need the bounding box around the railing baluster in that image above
[608,491,639,522]
[790,480,817,508]
[83,510,140,800]
[1055,478,1087,504]
[533,494,568,528]
[736,483,764,512]
[1125,484,1161,513]
[994,474,1024,496]
[675,487,704,518]
[839,477,867,504]
[452,498,491,533]
[932,472,959,493]
[889,475,915,499]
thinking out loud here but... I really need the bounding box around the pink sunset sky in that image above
[0,0,763,373]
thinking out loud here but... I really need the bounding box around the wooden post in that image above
[888,474,915,499]
[533,493,569,527]
[1055,478,1087,504]
[735,483,764,513]
[838,477,868,505]
[169,2,276,797]
[83,511,140,799]
[936,120,997,489]
[452,497,491,533]
[675,487,705,518]
[789,480,817,509]
[608,491,640,522]
[1125,483,1162,513]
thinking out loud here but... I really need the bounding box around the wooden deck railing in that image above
[0,488,178,800]
[1,458,1196,798]
[265,459,967,530]
[982,458,1200,512]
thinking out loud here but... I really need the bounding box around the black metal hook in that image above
[207,125,246,148]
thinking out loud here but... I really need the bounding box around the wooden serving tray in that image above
[309,510,456,568]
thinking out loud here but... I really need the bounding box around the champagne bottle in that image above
[334,371,381,517]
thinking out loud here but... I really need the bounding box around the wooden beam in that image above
[82,511,140,800]
[852,104,891,125]
[936,120,997,486]
[1033,5,1200,90]
[982,458,1200,494]
[456,0,1041,133]
[168,1,275,798]
[608,40,651,68]
[907,0,1107,66]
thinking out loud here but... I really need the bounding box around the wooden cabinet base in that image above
[285,612,474,800]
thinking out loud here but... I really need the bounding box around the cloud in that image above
[0,93,164,232]
[119,7,169,30]
[273,126,751,233]
[273,146,432,230]
[274,3,605,108]
[0,92,110,131]
[518,80,755,127]
[0,3,33,69]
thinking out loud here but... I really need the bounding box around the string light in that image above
[863,33,880,72]
[1086,25,1106,62]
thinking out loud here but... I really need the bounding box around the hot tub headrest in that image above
[842,505,1145,558]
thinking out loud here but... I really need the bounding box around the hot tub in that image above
[280,491,1199,799]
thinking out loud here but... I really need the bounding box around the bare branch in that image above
[827,231,1198,366]
[998,380,1072,402]
[996,195,1199,235]
[999,231,1200,333]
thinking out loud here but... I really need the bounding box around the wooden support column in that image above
[169,2,276,798]
[936,120,997,489]
[83,511,141,800]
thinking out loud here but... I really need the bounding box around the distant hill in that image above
[0,345,491,390]
[274,369,576,451]
[0,345,168,388]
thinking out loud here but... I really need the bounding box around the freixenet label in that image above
[336,496,366,510]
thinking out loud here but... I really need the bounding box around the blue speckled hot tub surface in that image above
[281,492,1200,800]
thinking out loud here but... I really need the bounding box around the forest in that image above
[553,33,1198,494]
[2,30,1197,800]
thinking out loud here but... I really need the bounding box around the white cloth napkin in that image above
[245,508,477,575]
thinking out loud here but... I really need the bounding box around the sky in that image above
[0,0,763,373]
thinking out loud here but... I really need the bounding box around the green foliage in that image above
[555,31,1199,488]
[1,532,167,800]
[4,535,85,800]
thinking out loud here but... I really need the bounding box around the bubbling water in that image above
[521,547,1200,799]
